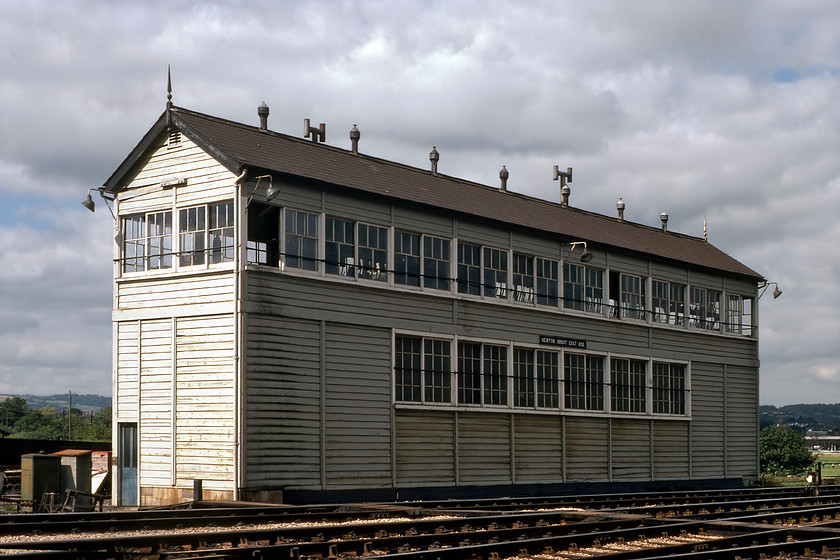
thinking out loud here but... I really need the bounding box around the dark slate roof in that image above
[104,106,762,281]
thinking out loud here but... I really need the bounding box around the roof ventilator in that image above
[617,198,625,221]
[661,212,669,231]
[553,166,572,206]
[499,166,509,191]
[350,124,360,154]
[258,102,270,131]
[304,119,326,143]
[429,147,439,175]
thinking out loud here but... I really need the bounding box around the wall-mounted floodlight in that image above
[246,175,277,207]
[569,241,593,263]
[265,180,280,202]
[758,281,783,300]
[81,188,116,219]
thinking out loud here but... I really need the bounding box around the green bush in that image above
[760,425,815,476]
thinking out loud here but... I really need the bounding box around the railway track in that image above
[3,487,840,559]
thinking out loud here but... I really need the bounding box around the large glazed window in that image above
[690,287,721,330]
[564,263,603,313]
[483,344,508,405]
[513,349,535,407]
[513,253,535,303]
[285,209,319,271]
[208,202,235,264]
[725,294,753,335]
[424,339,451,403]
[457,342,482,404]
[358,223,388,281]
[179,206,206,266]
[652,280,686,325]
[423,235,450,290]
[394,230,421,286]
[536,350,560,408]
[536,257,559,306]
[394,336,451,403]
[326,217,355,276]
[395,336,422,402]
[483,247,508,298]
[122,211,173,273]
[611,358,646,413]
[565,353,604,410]
[653,362,686,414]
[457,242,481,295]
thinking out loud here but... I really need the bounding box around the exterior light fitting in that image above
[81,188,116,219]
[758,281,783,300]
[569,241,593,263]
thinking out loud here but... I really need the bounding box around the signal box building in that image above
[103,102,764,506]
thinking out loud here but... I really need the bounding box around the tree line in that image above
[0,396,111,442]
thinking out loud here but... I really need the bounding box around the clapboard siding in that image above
[726,365,758,477]
[653,421,690,479]
[393,207,454,238]
[565,416,609,481]
[510,231,561,258]
[456,220,510,248]
[606,253,648,276]
[116,321,139,421]
[649,263,690,284]
[324,191,391,225]
[174,315,235,488]
[244,316,322,488]
[610,418,651,481]
[651,329,758,365]
[513,414,563,482]
[119,138,235,214]
[248,272,454,328]
[270,180,323,213]
[458,412,511,483]
[691,362,726,478]
[395,410,456,485]
[687,270,724,290]
[458,299,651,350]
[118,273,235,310]
[324,323,392,488]
[139,318,173,487]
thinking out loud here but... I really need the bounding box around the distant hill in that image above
[0,393,111,412]
[761,404,840,433]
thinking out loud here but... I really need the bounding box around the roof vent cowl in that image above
[661,212,669,231]
[257,102,269,131]
[429,147,439,175]
[617,198,625,221]
[499,166,509,191]
[350,124,360,154]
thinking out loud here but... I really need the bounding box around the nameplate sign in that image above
[539,335,587,349]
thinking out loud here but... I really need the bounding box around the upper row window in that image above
[245,206,753,335]
[121,202,233,273]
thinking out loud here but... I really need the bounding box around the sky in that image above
[0,0,838,405]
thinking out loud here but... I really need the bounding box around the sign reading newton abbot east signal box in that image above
[539,335,587,349]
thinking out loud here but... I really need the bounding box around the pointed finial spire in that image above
[166,65,173,109]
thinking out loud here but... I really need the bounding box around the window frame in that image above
[394,334,453,405]
[652,361,687,415]
[564,263,604,314]
[564,352,605,411]
[610,357,647,413]
[121,210,174,274]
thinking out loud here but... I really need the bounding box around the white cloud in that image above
[0,0,839,403]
